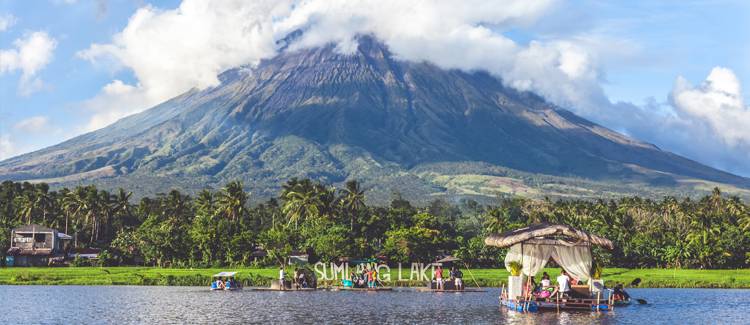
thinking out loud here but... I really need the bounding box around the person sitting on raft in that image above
[536,272,554,299]
[215,278,225,290]
[523,276,537,297]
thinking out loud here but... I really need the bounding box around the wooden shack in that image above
[6,224,72,266]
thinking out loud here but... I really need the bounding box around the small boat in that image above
[211,272,241,291]
[613,298,631,306]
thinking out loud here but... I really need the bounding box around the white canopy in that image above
[213,272,237,277]
[504,242,593,282]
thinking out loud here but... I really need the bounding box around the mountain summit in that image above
[1,36,748,202]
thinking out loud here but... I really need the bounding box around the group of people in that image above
[524,269,575,299]
[278,266,312,290]
[350,266,379,288]
[213,277,238,290]
[432,266,464,291]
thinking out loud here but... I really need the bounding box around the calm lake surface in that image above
[0,286,748,324]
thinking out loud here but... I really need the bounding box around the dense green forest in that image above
[1,179,748,269]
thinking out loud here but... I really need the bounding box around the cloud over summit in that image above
[76,0,750,175]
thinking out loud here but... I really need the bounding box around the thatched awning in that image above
[484,223,614,249]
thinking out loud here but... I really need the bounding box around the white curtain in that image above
[504,243,592,282]
[504,243,553,277]
[552,245,592,282]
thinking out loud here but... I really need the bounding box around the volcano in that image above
[1,36,748,203]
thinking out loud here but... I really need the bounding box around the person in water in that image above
[612,283,630,301]
[215,278,224,289]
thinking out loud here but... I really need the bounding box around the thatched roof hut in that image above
[484,223,614,249]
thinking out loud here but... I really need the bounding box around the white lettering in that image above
[377,264,391,282]
[314,262,326,280]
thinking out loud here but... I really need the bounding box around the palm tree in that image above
[194,189,215,218]
[34,185,54,225]
[282,182,322,229]
[112,188,132,231]
[16,194,34,224]
[61,189,80,235]
[339,180,366,231]
[216,181,248,223]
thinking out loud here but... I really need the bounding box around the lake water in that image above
[0,286,748,324]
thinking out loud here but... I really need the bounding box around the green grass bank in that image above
[1,267,749,288]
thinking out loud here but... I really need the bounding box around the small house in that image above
[6,224,72,266]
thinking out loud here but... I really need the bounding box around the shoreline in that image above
[1,267,749,288]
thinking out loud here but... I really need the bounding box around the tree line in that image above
[1,179,748,269]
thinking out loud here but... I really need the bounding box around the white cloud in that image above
[672,67,749,147]
[582,67,750,176]
[77,0,585,131]
[0,31,57,95]
[14,116,50,133]
[75,1,749,176]
[0,135,16,160]
[77,0,290,130]
[81,79,155,132]
[0,14,17,32]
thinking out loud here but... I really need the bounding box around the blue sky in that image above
[1,0,749,176]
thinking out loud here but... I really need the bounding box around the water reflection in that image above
[0,287,747,324]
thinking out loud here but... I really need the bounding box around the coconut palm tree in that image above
[339,180,366,231]
[282,182,323,229]
[216,181,248,223]
[34,185,54,225]
[15,193,35,224]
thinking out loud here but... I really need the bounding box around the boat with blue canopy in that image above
[211,272,241,291]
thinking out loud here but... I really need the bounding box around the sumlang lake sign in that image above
[313,262,439,281]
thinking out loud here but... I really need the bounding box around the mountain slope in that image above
[1,36,748,202]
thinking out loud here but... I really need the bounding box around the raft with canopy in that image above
[485,223,617,312]
[211,272,240,291]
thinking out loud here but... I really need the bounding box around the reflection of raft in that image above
[415,288,486,293]
[501,296,612,312]
[250,287,318,292]
[334,287,393,292]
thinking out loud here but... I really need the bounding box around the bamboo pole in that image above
[596,291,601,312]
[463,262,481,289]
[556,290,560,313]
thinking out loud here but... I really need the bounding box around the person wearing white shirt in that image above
[557,269,570,297]
[279,266,286,290]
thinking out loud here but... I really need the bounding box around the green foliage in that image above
[592,262,603,279]
[508,261,522,276]
[0,179,748,271]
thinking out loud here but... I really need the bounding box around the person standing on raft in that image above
[279,266,286,291]
[435,266,444,290]
[451,266,463,290]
